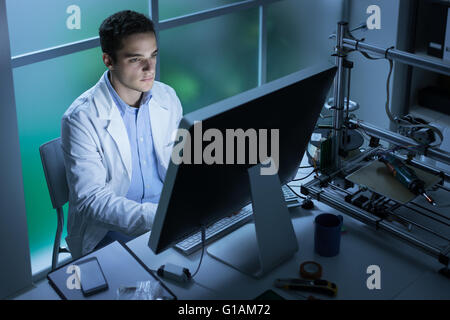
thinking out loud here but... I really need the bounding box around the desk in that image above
[14,189,450,300]
[125,201,450,300]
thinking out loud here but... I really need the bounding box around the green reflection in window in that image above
[267,0,343,81]
[159,8,259,113]
[13,47,106,274]
[6,0,148,56]
[159,0,243,21]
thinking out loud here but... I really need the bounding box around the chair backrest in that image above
[39,138,69,209]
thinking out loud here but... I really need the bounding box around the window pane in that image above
[159,8,259,113]
[159,0,243,21]
[13,47,106,274]
[6,0,148,56]
[267,0,344,81]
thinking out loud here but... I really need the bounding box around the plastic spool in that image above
[299,261,323,280]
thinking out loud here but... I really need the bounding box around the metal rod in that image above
[307,184,380,227]
[398,155,449,182]
[332,22,348,170]
[350,119,450,168]
[328,183,352,195]
[387,209,450,242]
[403,204,450,227]
[410,202,450,222]
[341,146,382,174]
[437,184,450,192]
[343,38,450,76]
[345,65,351,123]
[372,195,386,207]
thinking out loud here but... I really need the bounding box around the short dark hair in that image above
[99,10,155,62]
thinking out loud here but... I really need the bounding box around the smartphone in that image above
[76,257,109,297]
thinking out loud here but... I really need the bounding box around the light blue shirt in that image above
[104,71,163,204]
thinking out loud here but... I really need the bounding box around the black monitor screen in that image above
[149,63,337,254]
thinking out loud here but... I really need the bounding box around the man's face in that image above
[105,32,158,93]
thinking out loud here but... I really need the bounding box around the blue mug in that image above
[314,213,343,257]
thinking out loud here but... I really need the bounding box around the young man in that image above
[61,11,182,259]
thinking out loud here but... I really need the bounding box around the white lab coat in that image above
[61,72,182,259]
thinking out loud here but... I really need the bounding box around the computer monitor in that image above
[149,63,337,277]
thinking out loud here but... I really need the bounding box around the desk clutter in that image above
[47,241,176,300]
[274,260,338,298]
[272,213,345,300]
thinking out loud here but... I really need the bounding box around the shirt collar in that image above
[104,71,152,116]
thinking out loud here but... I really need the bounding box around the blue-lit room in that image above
[1,0,449,305]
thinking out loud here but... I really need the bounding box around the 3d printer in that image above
[301,22,450,278]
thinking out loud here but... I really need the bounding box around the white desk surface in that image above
[125,202,450,300]
[16,197,450,300]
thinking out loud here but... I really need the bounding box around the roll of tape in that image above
[300,261,322,280]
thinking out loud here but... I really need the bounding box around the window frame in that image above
[11,0,284,86]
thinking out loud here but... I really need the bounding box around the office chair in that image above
[39,137,70,271]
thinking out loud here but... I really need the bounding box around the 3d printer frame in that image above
[301,22,450,274]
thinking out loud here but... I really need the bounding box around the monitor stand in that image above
[207,162,299,278]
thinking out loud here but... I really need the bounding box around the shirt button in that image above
[143,160,147,165]
[146,185,150,189]
[140,137,144,142]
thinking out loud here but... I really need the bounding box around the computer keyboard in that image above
[174,185,302,255]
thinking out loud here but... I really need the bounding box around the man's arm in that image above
[61,111,157,237]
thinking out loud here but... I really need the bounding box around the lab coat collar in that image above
[94,71,168,119]
[92,72,170,181]
[148,96,170,170]
[103,70,154,116]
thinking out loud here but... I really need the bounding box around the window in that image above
[4,0,344,277]
[13,47,106,274]
[160,8,259,113]
[6,0,148,56]
[159,0,243,20]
